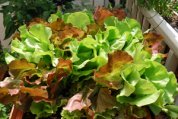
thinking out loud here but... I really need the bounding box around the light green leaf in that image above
[5,53,16,64]
[65,12,92,30]
[164,105,178,119]
[104,16,117,27]
[48,11,62,23]
[30,101,55,118]
[61,110,82,119]
[144,60,171,88]
[119,80,135,96]
[125,18,141,29]
[134,79,157,95]
[29,24,52,44]
[117,91,161,107]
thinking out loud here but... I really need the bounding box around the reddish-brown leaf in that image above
[87,23,100,36]
[46,59,72,98]
[48,19,65,31]
[111,8,126,20]
[46,70,56,86]
[20,87,48,99]
[0,94,18,104]
[0,88,19,104]
[0,64,8,81]
[0,78,22,104]
[144,32,164,54]
[94,7,114,26]
[16,69,42,85]
[57,58,72,73]
[8,59,36,78]
[96,88,116,113]
[46,59,72,85]
[49,19,85,47]
[59,25,85,42]
[12,32,21,40]
[94,51,133,89]
[0,88,9,94]
[28,18,48,26]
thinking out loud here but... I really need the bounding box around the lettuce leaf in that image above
[94,51,133,89]
[30,101,58,118]
[1,9,178,118]
[6,24,59,66]
[116,60,178,116]
[48,10,94,31]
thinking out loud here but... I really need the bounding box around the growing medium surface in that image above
[0,8,178,119]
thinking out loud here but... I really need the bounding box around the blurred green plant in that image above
[54,0,75,11]
[172,1,178,12]
[63,0,95,13]
[0,103,12,119]
[0,0,75,40]
[0,103,8,119]
[136,0,178,17]
[0,0,56,40]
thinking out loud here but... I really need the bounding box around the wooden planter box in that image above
[5,0,178,118]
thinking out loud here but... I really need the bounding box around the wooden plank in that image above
[0,4,5,47]
[94,0,104,7]
[136,8,143,25]
[142,17,150,32]
[165,50,178,72]
[0,13,4,40]
[104,0,109,7]
[131,0,138,19]
[126,0,134,17]
[0,10,11,48]
[115,0,121,4]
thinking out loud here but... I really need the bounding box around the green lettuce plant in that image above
[0,8,178,119]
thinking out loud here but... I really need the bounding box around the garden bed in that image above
[0,7,176,119]
[0,0,178,119]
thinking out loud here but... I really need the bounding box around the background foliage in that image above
[0,0,75,40]
[136,0,178,17]
[0,103,12,119]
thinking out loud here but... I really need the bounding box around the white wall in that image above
[0,13,5,45]
[0,6,11,48]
